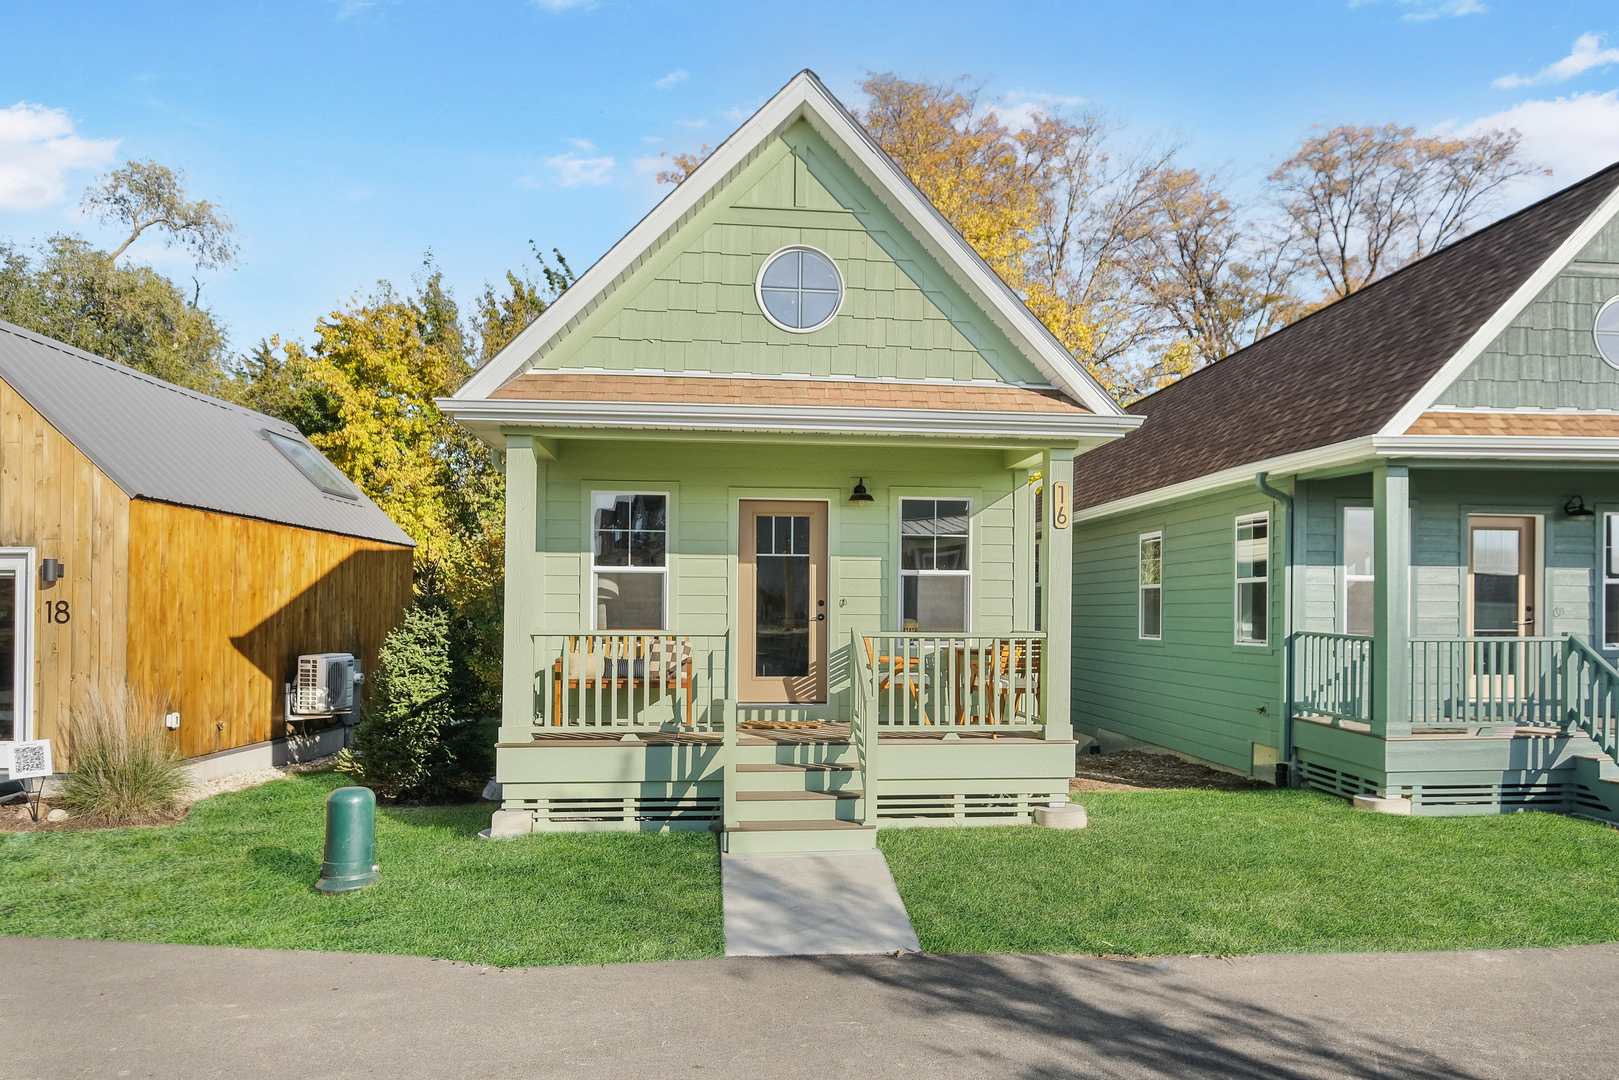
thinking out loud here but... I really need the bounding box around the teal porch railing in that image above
[858,632,1044,732]
[533,631,730,731]
[1409,636,1564,729]
[1292,631,1373,726]
[1563,636,1619,760]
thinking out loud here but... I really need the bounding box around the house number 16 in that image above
[1051,481,1070,530]
[46,600,71,624]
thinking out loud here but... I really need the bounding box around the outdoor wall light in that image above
[40,558,65,585]
[849,477,875,504]
[1564,495,1595,519]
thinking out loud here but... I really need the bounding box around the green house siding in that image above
[515,439,1040,722]
[1438,213,1619,409]
[534,120,1047,386]
[1072,487,1286,775]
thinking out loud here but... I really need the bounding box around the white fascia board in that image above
[450,70,1124,418]
[1373,434,1619,460]
[437,397,1141,442]
[1071,437,1378,524]
[1378,181,1619,437]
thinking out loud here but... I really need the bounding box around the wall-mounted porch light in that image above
[1564,495,1595,519]
[849,477,875,504]
[40,558,65,585]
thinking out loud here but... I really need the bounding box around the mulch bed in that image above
[0,794,186,833]
[1071,749,1270,793]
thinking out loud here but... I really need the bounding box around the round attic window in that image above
[1598,296,1619,369]
[756,246,842,333]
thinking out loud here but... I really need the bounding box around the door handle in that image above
[815,614,825,622]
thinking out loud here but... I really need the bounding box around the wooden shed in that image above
[0,320,414,770]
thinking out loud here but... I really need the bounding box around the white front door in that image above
[0,551,33,745]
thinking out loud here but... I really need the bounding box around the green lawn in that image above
[880,787,1619,957]
[0,771,723,967]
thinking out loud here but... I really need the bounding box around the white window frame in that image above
[896,496,973,633]
[1342,504,1374,636]
[0,548,35,750]
[1604,512,1619,650]
[588,489,671,631]
[1138,531,1163,641]
[755,244,845,335]
[1234,511,1270,647]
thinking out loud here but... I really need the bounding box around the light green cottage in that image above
[1071,160,1619,821]
[442,71,1138,852]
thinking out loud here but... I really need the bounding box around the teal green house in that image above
[1072,161,1619,819]
[442,72,1137,852]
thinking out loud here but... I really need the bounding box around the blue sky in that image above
[2,0,1618,356]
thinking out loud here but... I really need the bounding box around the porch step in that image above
[737,789,862,800]
[733,763,861,794]
[735,789,863,822]
[736,762,857,773]
[724,819,877,855]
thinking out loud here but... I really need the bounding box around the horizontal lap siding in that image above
[1073,487,1284,774]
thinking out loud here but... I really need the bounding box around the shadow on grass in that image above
[786,952,1481,1080]
[249,846,316,885]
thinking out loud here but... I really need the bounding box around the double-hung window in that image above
[899,498,970,632]
[1605,514,1619,649]
[590,492,668,629]
[1138,531,1162,640]
[1235,512,1269,646]
[1343,505,1374,636]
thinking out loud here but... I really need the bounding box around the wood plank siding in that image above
[0,379,132,755]
[126,501,413,759]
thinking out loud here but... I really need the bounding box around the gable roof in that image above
[0,320,414,547]
[1075,161,1619,512]
[448,69,1126,421]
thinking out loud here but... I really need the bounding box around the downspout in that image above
[1254,472,1295,783]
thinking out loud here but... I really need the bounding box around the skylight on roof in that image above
[262,430,361,501]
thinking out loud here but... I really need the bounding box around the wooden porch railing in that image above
[533,631,730,731]
[858,632,1044,731]
[1291,631,1373,727]
[1563,636,1619,760]
[1408,636,1565,729]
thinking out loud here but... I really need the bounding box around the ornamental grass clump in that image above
[59,687,188,824]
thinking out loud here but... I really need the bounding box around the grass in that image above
[0,771,723,967]
[880,787,1619,957]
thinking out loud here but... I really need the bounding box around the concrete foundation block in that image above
[1351,793,1412,816]
[487,809,536,838]
[1035,803,1088,829]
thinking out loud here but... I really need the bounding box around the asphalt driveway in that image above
[2,937,1611,1079]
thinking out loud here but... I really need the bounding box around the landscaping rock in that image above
[46,808,69,823]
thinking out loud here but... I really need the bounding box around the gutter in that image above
[1254,471,1296,781]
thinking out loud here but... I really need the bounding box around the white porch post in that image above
[1372,462,1411,740]
[500,434,542,744]
[1011,468,1035,630]
[1039,447,1075,742]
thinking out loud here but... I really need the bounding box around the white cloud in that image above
[675,116,708,130]
[541,150,616,188]
[654,69,689,91]
[0,102,118,211]
[530,0,597,11]
[1349,0,1487,22]
[330,0,383,20]
[1452,90,1619,206]
[1494,33,1619,90]
[986,90,1086,132]
[566,136,597,151]
[632,155,665,177]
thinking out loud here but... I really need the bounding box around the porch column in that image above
[1011,468,1034,630]
[1372,463,1411,739]
[1039,447,1075,742]
[500,434,543,743]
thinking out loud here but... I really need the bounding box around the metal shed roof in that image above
[0,320,414,547]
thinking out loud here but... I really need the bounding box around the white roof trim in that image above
[1378,179,1619,437]
[439,396,1138,442]
[451,69,1123,417]
[1373,434,1619,460]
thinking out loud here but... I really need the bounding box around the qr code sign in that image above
[6,739,52,780]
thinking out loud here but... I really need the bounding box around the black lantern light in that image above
[1565,495,1595,519]
[849,477,875,504]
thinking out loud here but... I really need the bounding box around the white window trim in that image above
[755,244,844,335]
[588,489,671,631]
[1234,511,1270,647]
[0,547,35,749]
[896,495,973,633]
[1341,504,1374,636]
[1138,530,1162,641]
[1595,294,1619,371]
[1603,512,1619,650]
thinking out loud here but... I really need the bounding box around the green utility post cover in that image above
[315,786,380,894]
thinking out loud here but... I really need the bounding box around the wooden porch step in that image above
[736,762,856,774]
[737,789,862,801]
[730,819,871,832]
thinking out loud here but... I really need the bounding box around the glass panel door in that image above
[739,501,827,703]
[1466,516,1536,709]
[0,569,15,742]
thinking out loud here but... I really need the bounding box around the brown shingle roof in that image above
[1074,162,1619,510]
[1406,410,1619,437]
[493,372,1090,413]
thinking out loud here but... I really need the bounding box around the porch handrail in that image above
[532,631,729,731]
[1563,636,1619,761]
[1291,631,1374,727]
[1408,636,1564,729]
[848,628,878,827]
[861,631,1044,732]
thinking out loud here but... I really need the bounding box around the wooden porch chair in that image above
[862,635,931,725]
[551,634,696,728]
[962,639,1042,726]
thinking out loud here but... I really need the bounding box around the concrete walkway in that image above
[721,850,920,956]
[5,937,1616,1079]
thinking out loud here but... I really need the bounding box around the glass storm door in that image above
[1466,516,1537,699]
[0,554,29,745]
[738,500,828,703]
